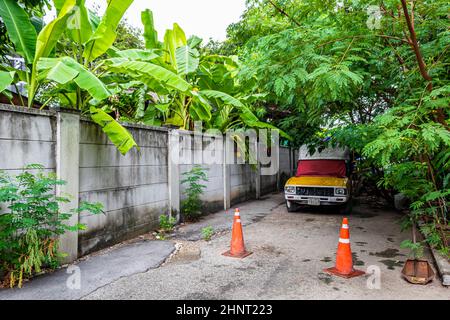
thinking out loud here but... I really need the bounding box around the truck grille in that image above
[296,187,334,197]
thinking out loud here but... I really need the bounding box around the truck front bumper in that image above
[284,194,348,205]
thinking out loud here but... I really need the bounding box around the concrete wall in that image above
[0,105,56,213]
[230,164,256,205]
[0,104,56,175]
[0,104,296,260]
[78,120,169,255]
[178,132,224,214]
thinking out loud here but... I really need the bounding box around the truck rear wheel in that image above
[286,200,299,212]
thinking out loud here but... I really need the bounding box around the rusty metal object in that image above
[401,259,435,285]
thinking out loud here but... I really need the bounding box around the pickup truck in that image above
[284,146,352,213]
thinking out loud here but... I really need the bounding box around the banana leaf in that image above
[107,60,191,92]
[141,9,159,49]
[176,46,200,75]
[0,0,37,63]
[38,57,110,102]
[90,107,139,155]
[0,71,15,93]
[83,0,133,62]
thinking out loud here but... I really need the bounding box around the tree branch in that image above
[400,0,432,86]
[267,0,301,27]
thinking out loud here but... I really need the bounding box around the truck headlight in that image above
[335,188,347,195]
[285,186,296,194]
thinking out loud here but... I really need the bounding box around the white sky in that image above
[46,0,247,42]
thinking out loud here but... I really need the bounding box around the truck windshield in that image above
[296,160,347,178]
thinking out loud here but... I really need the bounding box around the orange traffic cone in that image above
[324,218,365,278]
[222,208,252,258]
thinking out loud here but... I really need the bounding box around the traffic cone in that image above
[324,218,365,278]
[222,208,252,258]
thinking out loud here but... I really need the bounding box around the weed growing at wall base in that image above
[0,164,103,288]
[181,166,208,222]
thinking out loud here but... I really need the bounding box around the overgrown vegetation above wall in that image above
[0,0,286,157]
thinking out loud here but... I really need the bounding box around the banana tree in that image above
[108,9,286,138]
[0,0,138,155]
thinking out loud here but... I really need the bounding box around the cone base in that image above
[323,267,365,278]
[222,250,252,259]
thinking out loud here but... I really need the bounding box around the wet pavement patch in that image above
[354,212,379,218]
[379,259,404,270]
[352,252,365,266]
[260,245,283,256]
[318,272,333,285]
[321,257,332,263]
[251,214,267,223]
[370,248,405,258]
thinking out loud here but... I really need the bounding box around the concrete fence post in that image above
[223,137,231,210]
[168,130,181,222]
[55,108,80,264]
[276,148,281,191]
[255,139,261,199]
[288,146,292,177]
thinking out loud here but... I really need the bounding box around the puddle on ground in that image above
[321,257,332,262]
[352,252,365,266]
[251,214,267,223]
[379,259,404,270]
[370,248,405,258]
[318,272,333,285]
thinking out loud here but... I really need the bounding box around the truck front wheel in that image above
[338,200,353,215]
[286,200,299,212]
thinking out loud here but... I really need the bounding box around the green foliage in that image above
[201,226,214,241]
[0,165,103,288]
[0,0,139,155]
[227,0,449,255]
[181,166,208,222]
[0,0,48,58]
[400,239,424,260]
[0,0,37,63]
[159,214,177,233]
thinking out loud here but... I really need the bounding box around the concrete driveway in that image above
[84,193,448,300]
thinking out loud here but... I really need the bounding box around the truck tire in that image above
[338,200,353,215]
[286,200,299,212]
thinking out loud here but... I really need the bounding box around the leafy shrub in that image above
[159,214,177,232]
[0,165,103,288]
[180,166,208,221]
[201,226,214,241]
